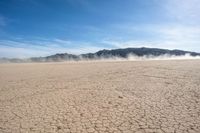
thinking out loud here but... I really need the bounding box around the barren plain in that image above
[0,60,200,133]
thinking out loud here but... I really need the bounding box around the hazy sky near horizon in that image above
[0,0,200,58]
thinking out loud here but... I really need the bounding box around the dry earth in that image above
[0,60,200,133]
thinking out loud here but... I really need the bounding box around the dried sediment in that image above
[0,60,200,133]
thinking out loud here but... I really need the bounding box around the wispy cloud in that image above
[0,38,105,58]
[163,0,200,24]
[1,22,200,58]
[99,0,200,51]
[1,0,200,58]
[101,23,200,52]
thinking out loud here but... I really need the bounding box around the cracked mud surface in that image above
[0,60,200,133]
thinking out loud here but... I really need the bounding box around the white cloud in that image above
[1,22,200,58]
[101,0,200,52]
[154,25,200,51]
[53,39,71,44]
[164,0,200,23]
[0,46,50,58]
[102,22,200,52]
[0,39,105,58]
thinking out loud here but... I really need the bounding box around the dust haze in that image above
[78,54,200,62]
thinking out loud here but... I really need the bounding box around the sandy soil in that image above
[0,60,200,133]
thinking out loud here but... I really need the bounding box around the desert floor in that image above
[0,60,200,133]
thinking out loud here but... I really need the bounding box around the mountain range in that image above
[1,47,200,63]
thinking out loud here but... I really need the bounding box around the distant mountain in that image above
[81,47,200,59]
[30,53,79,62]
[1,47,200,63]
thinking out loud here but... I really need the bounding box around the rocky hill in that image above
[1,47,200,62]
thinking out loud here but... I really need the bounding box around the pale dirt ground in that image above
[0,60,200,133]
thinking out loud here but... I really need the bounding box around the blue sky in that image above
[0,0,200,58]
